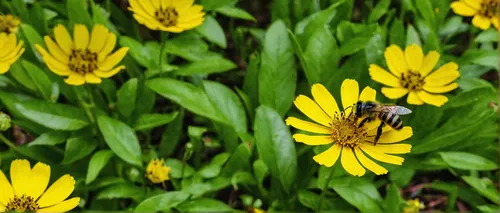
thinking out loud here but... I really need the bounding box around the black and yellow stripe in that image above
[378,112,403,130]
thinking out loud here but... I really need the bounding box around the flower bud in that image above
[0,112,12,131]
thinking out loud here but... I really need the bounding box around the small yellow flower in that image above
[0,14,20,34]
[0,33,25,74]
[0,159,80,212]
[369,44,460,107]
[35,24,129,86]
[128,0,205,33]
[146,159,171,184]
[403,199,424,213]
[286,79,413,177]
[451,0,499,30]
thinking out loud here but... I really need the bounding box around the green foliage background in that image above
[0,0,498,212]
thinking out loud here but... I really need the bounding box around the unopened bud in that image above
[0,112,11,131]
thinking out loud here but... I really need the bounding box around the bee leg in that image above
[358,117,371,128]
[374,122,385,146]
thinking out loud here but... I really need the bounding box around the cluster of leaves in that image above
[0,0,498,212]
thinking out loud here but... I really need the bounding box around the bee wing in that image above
[372,105,412,115]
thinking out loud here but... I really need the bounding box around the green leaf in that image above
[439,152,498,171]
[97,116,142,167]
[294,2,344,47]
[332,185,383,213]
[384,184,402,213]
[254,105,297,193]
[163,34,209,61]
[66,0,93,29]
[133,112,178,131]
[15,100,89,131]
[147,78,228,124]
[196,15,227,48]
[134,191,190,212]
[116,78,137,117]
[159,109,184,156]
[389,19,405,47]
[303,27,338,85]
[20,60,54,101]
[215,6,256,21]
[200,0,237,11]
[20,24,43,61]
[389,167,415,187]
[259,20,297,117]
[271,0,290,27]
[406,24,421,46]
[97,183,144,201]
[62,136,97,164]
[30,3,48,37]
[28,131,68,146]
[462,176,500,203]
[414,0,436,30]
[242,53,260,115]
[173,56,236,76]
[119,37,152,68]
[475,28,499,43]
[86,150,114,184]
[176,198,233,212]
[339,29,376,56]
[222,143,251,177]
[165,158,195,178]
[368,0,390,23]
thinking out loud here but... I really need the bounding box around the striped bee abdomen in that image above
[378,112,403,130]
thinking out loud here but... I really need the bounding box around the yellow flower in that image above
[369,44,460,107]
[250,207,265,213]
[0,33,24,74]
[34,24,129,86]
[451,0,498,30]
[403,199,424,213]
[0,159,80,212]
[0,14,20,34]
[146,159,171,184]
[286,79,413,177]
[128,0,205,33]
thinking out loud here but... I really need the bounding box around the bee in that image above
[355,101,412,145]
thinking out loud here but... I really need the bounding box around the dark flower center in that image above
[69,49,98,74]
[6,195,39,212]
[330,109,368,148]
[401,71,425,91]
[0,15,20,34]
[155,7,178,27]
[480,0,498,17]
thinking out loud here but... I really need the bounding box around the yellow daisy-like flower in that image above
[0,33,25,74]
[128,0,205,33]
[145,158,171,184]
[403,199,425,213]
[34,24,129,86]
[369,44,460,107]
[286,79,413,177]
[0,159,80,212]
[0,14,20,34]
[451,0,498,30]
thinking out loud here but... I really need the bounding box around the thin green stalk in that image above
[159,32,169,75]
[317,167,336,212]
[0,133,21,152]
[73,86,95,124]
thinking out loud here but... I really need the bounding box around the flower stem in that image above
[317,167,335,212]
[159,32,169,75]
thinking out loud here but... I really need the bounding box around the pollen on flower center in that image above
[68,49,98,74]
[480,0,498,17]
[0,14,20,34]
[5,195,40,212]
[330,110,368,148]
[401,71,425,91]
[155,7,179,27]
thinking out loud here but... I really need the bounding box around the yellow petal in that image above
[462,0,481,10]
[176,18,205,30]
[128,0,153,19]
[37,197,80,213]
[10,159,31,196]
[0,170,14,206]
[0,34,16,58]
[85,73,102,84]
[137,0,155,15]
[419,51,440,76]
[359,86,376,102]
[174,0,195,10]
[341,148,366,177]
[158,25,185,33]
[2,48,24,66]
[93,65,126,78]
[44,36,69,64]
[0,34,7,45]
[0,202,5,212]
[285,117,331,134]
[354,148,388,175]
[98,47,129,71]
[98,33,117,62]
[35,45,70,76]
[378,126,413,143]
[491,16,499,29]
[131,14,164,31]
[27,162,50,200]
[293,95,332,127]
[177,11,205,23]
[312,144,342,167]
[73,24,89,50]
[384,45,408,75]
[0,63,10,74]
[311,84,340,118]
[88,25,109,53]
[425,62,460,86]
[368,64,401,87]
[53,25,73,55]
[361,119,382,133]
[160,0,174,8]
[417,91,448,107]
[381,87,408,99]
[292,134,333,145]
[407,91,424,105]
[359,144,405,165]
[64,74,85,85]
[340,79,359,110]
[0,41,23,64]
[472,15,491,30]
[151,0,160,9]
[451,1,478,16]
[423,83,458,93]
[404,44,424,71]
[361,143,412,154]
[37,174,76,208]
